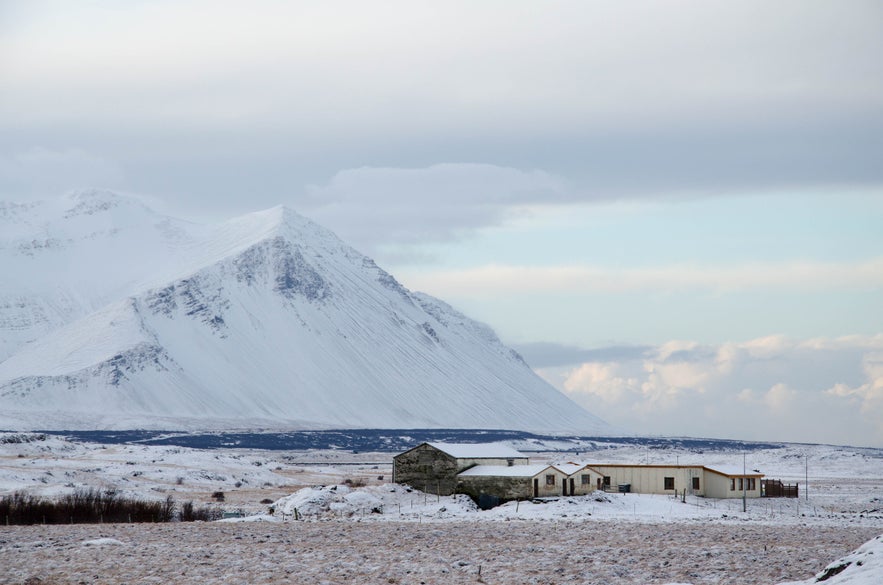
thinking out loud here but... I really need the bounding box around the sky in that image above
[1,1,882,447]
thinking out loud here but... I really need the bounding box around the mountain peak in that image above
[0,194,610,434]
[62,189,148,218]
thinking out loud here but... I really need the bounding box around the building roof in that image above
[571,462,764,478]
[425,442,526,459]
[458,464,551,478]
[703,465,764,478]
[551,462,589,475]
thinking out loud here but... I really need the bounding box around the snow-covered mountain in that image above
[0,190,610,433]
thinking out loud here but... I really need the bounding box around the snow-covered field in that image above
[1,432,882,584]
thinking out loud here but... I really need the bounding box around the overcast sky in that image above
[2,1,882,446]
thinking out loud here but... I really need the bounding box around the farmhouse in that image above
[392,442,529,496]
[393,442,765,504]
[586,464,763,499]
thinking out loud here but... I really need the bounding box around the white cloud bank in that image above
[538,335,883,447]
[299,163,570,256]
[404,259,883,295]
[0,148,125,198]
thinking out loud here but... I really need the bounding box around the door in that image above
[570,478,575,495]
[533,478,538,498]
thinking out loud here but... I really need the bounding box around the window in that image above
[545,474,556,486]
[664,477,675,490]
[730,478,735,491]
[748,478,756,491]
[507,458,514,467]
[603,476,611,487]
[738,478,744,491]
[581,474,591,485]
[692,477,700,490]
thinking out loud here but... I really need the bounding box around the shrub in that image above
[179,501,222,522]
[0,489,175,524]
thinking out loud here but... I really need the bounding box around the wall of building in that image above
[589,465,706,496]
[392,444,460,495]
[534,468,569,498]
[704,472,762,499]
[562,468,599,496]
[457,475,532,502]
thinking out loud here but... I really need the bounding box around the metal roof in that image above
[458,464,551,478]
[703,465,764,477]
[425,442,526,459]
[550,462,590,475]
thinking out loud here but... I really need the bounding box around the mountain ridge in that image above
[0,191,611,434]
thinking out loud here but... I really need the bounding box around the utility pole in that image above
[742,452,747,513]
[805,454,809,501]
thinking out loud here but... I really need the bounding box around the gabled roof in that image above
[550,462,589,476]
[425,442,526,459]
[458,464,551,478]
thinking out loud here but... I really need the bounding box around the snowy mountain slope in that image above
[0,192,610,433]
[0,190,203,361]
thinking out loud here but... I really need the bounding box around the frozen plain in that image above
[1,433,882,585]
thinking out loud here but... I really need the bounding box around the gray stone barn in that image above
[392,442,529,495]
[457,463,553,503]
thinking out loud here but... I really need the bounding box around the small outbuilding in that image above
[457,463,552,504]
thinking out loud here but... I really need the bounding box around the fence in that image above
[761,479,798,498]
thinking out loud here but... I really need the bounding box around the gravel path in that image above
[1,521,877,585]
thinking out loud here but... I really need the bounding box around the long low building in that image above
[583,464,763,499]
[393,442,764,504]
[456,462,762,501]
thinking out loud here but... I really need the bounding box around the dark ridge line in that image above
[24,428,797,453]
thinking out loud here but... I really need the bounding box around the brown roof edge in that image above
[702,466,765,478]
[584,463,764,477]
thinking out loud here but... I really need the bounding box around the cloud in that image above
[0,148,125,199]
[403,259,883,296]
[513,342,651,369]
[298,163,571,255]
[562,362,639,405]
[541,334,883,447]
[2,1,882,212]
[762,383,798,411]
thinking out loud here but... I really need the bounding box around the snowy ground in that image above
[1,432,882,584]
[1,521,879,585]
